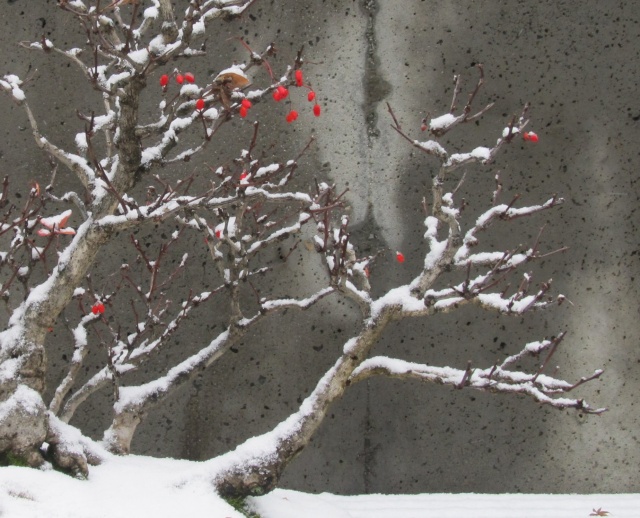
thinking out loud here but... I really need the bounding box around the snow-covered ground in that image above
[0,455,637,517]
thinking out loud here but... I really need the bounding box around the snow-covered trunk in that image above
[212,309,395,498]
[102,411,142,456]
[0,75,144,471]
[0,224,110,469]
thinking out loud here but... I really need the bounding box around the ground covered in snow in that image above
[0,455,637,517]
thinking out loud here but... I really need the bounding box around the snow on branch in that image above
[48,313,99,416]
[349,335,606,414]
[101,281,334,454]
[0,82,95,189]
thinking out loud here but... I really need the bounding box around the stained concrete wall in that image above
[1,0,638,494]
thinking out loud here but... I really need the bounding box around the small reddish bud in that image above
[523,131,539,143]
[285,110,299,123]
[195,98,205,111]
[159,74,169,87]
[364,266,370,278]
[184,72,195,83]
[295,69,303,87]
[175,74,184,84]
[313,104,321,117]
[420,123,428,132]
[241,99,252,109]
[215,229,222,238]
[396,251,405,263]
[307,91,316,102]
[239,106,248,118]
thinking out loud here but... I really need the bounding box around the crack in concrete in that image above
[361,0,392,146]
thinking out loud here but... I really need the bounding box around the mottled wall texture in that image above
[1,0,638,494]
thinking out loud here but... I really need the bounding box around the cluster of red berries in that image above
[273,69,321,123]
[158,72,208,113]
[159,72,195,88]
[161,68,321,123]
[91,302,105,315]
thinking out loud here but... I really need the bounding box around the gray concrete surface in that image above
[1,0,638,494]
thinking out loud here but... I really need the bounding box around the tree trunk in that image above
[211,310,394,498]
[0,385,47,468]
[0,224,109,470]
[0,70,144,470]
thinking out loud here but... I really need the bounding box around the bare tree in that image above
[0,0,604,498]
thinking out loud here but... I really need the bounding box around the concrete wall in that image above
[1,0,638,494]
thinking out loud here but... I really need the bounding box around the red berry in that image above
[295,70,303,87]
[313,104,321,117]
[420,123,427,132]
[184,72,195,83]
[396,251,405,263]
[286,110,298,123]
[307,91,316,102]
[195,98,205,111]
[523,131,539,143]
[91,303,105,315]
[273,90,282,102]
[277,86,289,99]
[239,106,248,118]
[241,99,252,109]
[240,172,248,180]
[215,229,221,238]
[159,74,169,87]
[176,74,184,84]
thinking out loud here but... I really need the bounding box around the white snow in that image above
[470,146,491,160]
[143,5,159,19]
[0,385,43,420]
[429,112,457,130]
[127,48,150,66]
[413,139,447,157]
[74,132,88,153]
[0,457,637,518]
[370,285,426,319]
[203,107,219,120]
[255,490,640,518]
[215,65,249,84]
